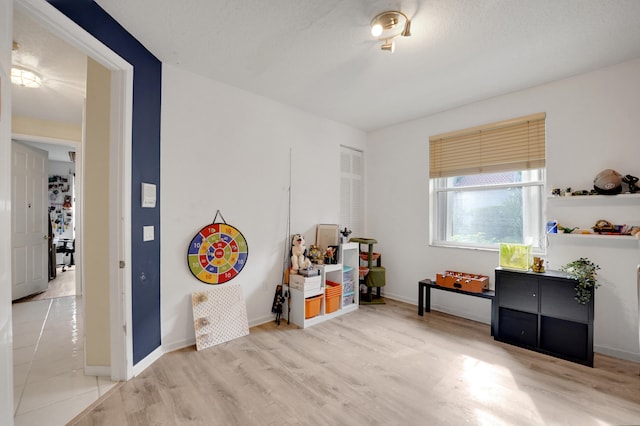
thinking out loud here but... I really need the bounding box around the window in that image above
[340,146,363,237]
[429,113,546,250]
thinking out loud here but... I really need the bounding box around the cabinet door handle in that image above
[532,293,536,297]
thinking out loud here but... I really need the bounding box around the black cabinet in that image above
[494,268,594,367]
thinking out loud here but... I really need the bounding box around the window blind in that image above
[429,112,546,178]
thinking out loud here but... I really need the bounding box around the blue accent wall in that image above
[47,0,162,365]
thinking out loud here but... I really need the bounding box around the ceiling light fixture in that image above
[381,40,395,53]
[11,66,42,88]
[370,10,412,53]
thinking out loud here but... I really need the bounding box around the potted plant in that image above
[560,257,600,304]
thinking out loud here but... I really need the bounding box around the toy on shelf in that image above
[435,270,489,293]
[290,234,311,273]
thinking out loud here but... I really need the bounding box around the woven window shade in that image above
[429,113,546,178]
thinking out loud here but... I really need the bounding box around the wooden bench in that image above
[418,278,495,334]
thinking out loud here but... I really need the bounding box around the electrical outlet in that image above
[143,226,154,241]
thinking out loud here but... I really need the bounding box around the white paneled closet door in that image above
[12,141,49,300]
[340,146,363,238]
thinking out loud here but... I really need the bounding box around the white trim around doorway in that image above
[16,0,134,381]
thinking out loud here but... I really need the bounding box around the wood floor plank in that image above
[69,299,640,425]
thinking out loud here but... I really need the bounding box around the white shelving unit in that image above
[287,242,359,328]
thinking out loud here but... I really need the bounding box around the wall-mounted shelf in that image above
[549,232,636,240]
[546,193,639,248]
[547,193,640,203]
[547,232,640,249]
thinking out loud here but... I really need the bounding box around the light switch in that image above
[143,226,154,241]
[141,183,156,208]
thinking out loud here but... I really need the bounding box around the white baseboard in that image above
[163,337,195,354]
[250,314,278,328]
[429,304,491,325]
[161,315,281,355]
[594,345,640,363]
[84,365,111,377]
[380,291,414,305]
[382,291,492,325]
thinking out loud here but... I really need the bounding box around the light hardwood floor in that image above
[13,268,76,303]
[70,299,640,425]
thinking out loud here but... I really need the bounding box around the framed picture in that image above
[316,224,339,252]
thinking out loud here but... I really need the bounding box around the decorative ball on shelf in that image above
[593,169,622,195]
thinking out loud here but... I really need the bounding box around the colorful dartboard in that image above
[187,222,249,284]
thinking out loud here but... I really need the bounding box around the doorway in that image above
[12,138,79,300]
[11,139,79,301]
[12,0,134,386]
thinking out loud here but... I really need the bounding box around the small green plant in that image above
[560,257,600,304]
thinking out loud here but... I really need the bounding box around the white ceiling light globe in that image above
[371,23,383,37]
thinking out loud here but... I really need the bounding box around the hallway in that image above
[12,292,116,425]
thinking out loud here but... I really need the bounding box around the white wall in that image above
[49,159,74,176]
[160,64,366,351]
[367,58,640,362]
[0,0,14,423]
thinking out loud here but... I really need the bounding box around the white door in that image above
[12,141,49,300]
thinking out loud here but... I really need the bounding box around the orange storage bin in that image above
[325,282,342,313]
[305,295,323,319]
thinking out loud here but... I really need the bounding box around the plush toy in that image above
[290,234,311,273]
[622,174,639,193]
[532,257,545,273]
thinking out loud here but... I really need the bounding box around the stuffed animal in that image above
[532,257,545,273]
[623,174,639,193]
[290,234,311,273]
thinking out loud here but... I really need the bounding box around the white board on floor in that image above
[191,283,249,351]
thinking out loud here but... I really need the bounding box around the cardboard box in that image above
[436,270,489,293]
[289,274,321,292]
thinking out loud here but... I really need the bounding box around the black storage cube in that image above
[499,308,537,347]
[495,268,593,367]
[540,316,588,361]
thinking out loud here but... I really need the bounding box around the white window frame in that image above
[430,169,546,252]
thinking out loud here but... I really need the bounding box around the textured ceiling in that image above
[11,8,84,161]
[12,8,86,126]
[93,0,640,131]
[11,0,640,134]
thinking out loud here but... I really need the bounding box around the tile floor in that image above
[12,295,117,425]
